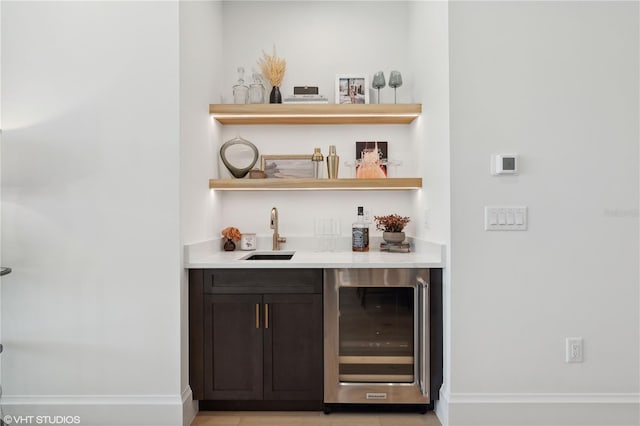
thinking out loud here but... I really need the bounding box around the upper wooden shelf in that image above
[209,104,422,125]
[209,178,422,191]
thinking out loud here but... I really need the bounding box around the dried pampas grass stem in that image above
[258,46,286,87]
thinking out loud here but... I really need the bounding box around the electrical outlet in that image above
[566,337,584,363]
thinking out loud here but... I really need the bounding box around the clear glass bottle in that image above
[248,71,265,104]
[352,206,370,252]
[233,67,249,104]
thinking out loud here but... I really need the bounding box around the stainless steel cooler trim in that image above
[323,268,430,404]
[418,277,430,397]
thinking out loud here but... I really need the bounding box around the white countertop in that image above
[184,237,445,269]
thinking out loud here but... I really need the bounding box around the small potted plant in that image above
[258,45,286,103]
[221,226,241,251]
[374,214,410,244]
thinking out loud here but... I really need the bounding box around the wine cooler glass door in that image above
[338,286,415,383]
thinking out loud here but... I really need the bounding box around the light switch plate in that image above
[485,206,528,231]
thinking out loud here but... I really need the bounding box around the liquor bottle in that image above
[352,206,370,252]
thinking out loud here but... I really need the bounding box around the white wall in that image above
[213,1,420,243]
[1,2,183,425]
[179,1,223,423]
[181,1,223,247]
[3,3,637,426]
[408,0,450,244]
[407,2,451,422]
[0,2,4,414]
[221,1,412,105]
[447,2,639,425]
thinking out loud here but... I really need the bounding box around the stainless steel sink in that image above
[241,251,295,260]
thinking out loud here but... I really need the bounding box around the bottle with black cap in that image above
[352,206,369,252]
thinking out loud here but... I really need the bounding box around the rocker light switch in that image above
[485,206,528,231]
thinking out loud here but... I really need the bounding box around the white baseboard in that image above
[181,386,197,426]
[2,392,186,426]
[440,390,640,426]
[435,387,450,426]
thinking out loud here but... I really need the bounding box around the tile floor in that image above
[192,411,442,426]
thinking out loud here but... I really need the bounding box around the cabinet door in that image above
[263,294,323,401]
[205,294,263,400]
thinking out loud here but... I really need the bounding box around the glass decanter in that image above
[248,71,265,104]
[232,66,249,104]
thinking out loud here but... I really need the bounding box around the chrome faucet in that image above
[270,207,287,251]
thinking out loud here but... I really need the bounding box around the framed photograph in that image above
[355,141,388,178]
[260,154,314,178]
[335,74,369,104]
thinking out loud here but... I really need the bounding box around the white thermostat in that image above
[492,154,518,175]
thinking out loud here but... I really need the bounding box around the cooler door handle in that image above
[418,277,430,398]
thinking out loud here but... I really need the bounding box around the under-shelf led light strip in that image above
[211,186,420,191]
[212,113,420,119]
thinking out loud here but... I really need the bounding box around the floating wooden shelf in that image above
[209,104,422,125]
[209,178,422,191]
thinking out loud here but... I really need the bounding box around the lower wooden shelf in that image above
[209,178,422,191]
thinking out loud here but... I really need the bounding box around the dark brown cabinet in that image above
[190,269,323,410]
[206,294,263,400]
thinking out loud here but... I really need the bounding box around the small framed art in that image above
[260,154,314,178]
[355,141,388,178]
[335,74,369,104]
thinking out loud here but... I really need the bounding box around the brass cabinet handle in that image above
[255,303,260,329]
[265,303,269,329]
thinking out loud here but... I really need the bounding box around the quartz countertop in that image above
[184,237,445,269]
